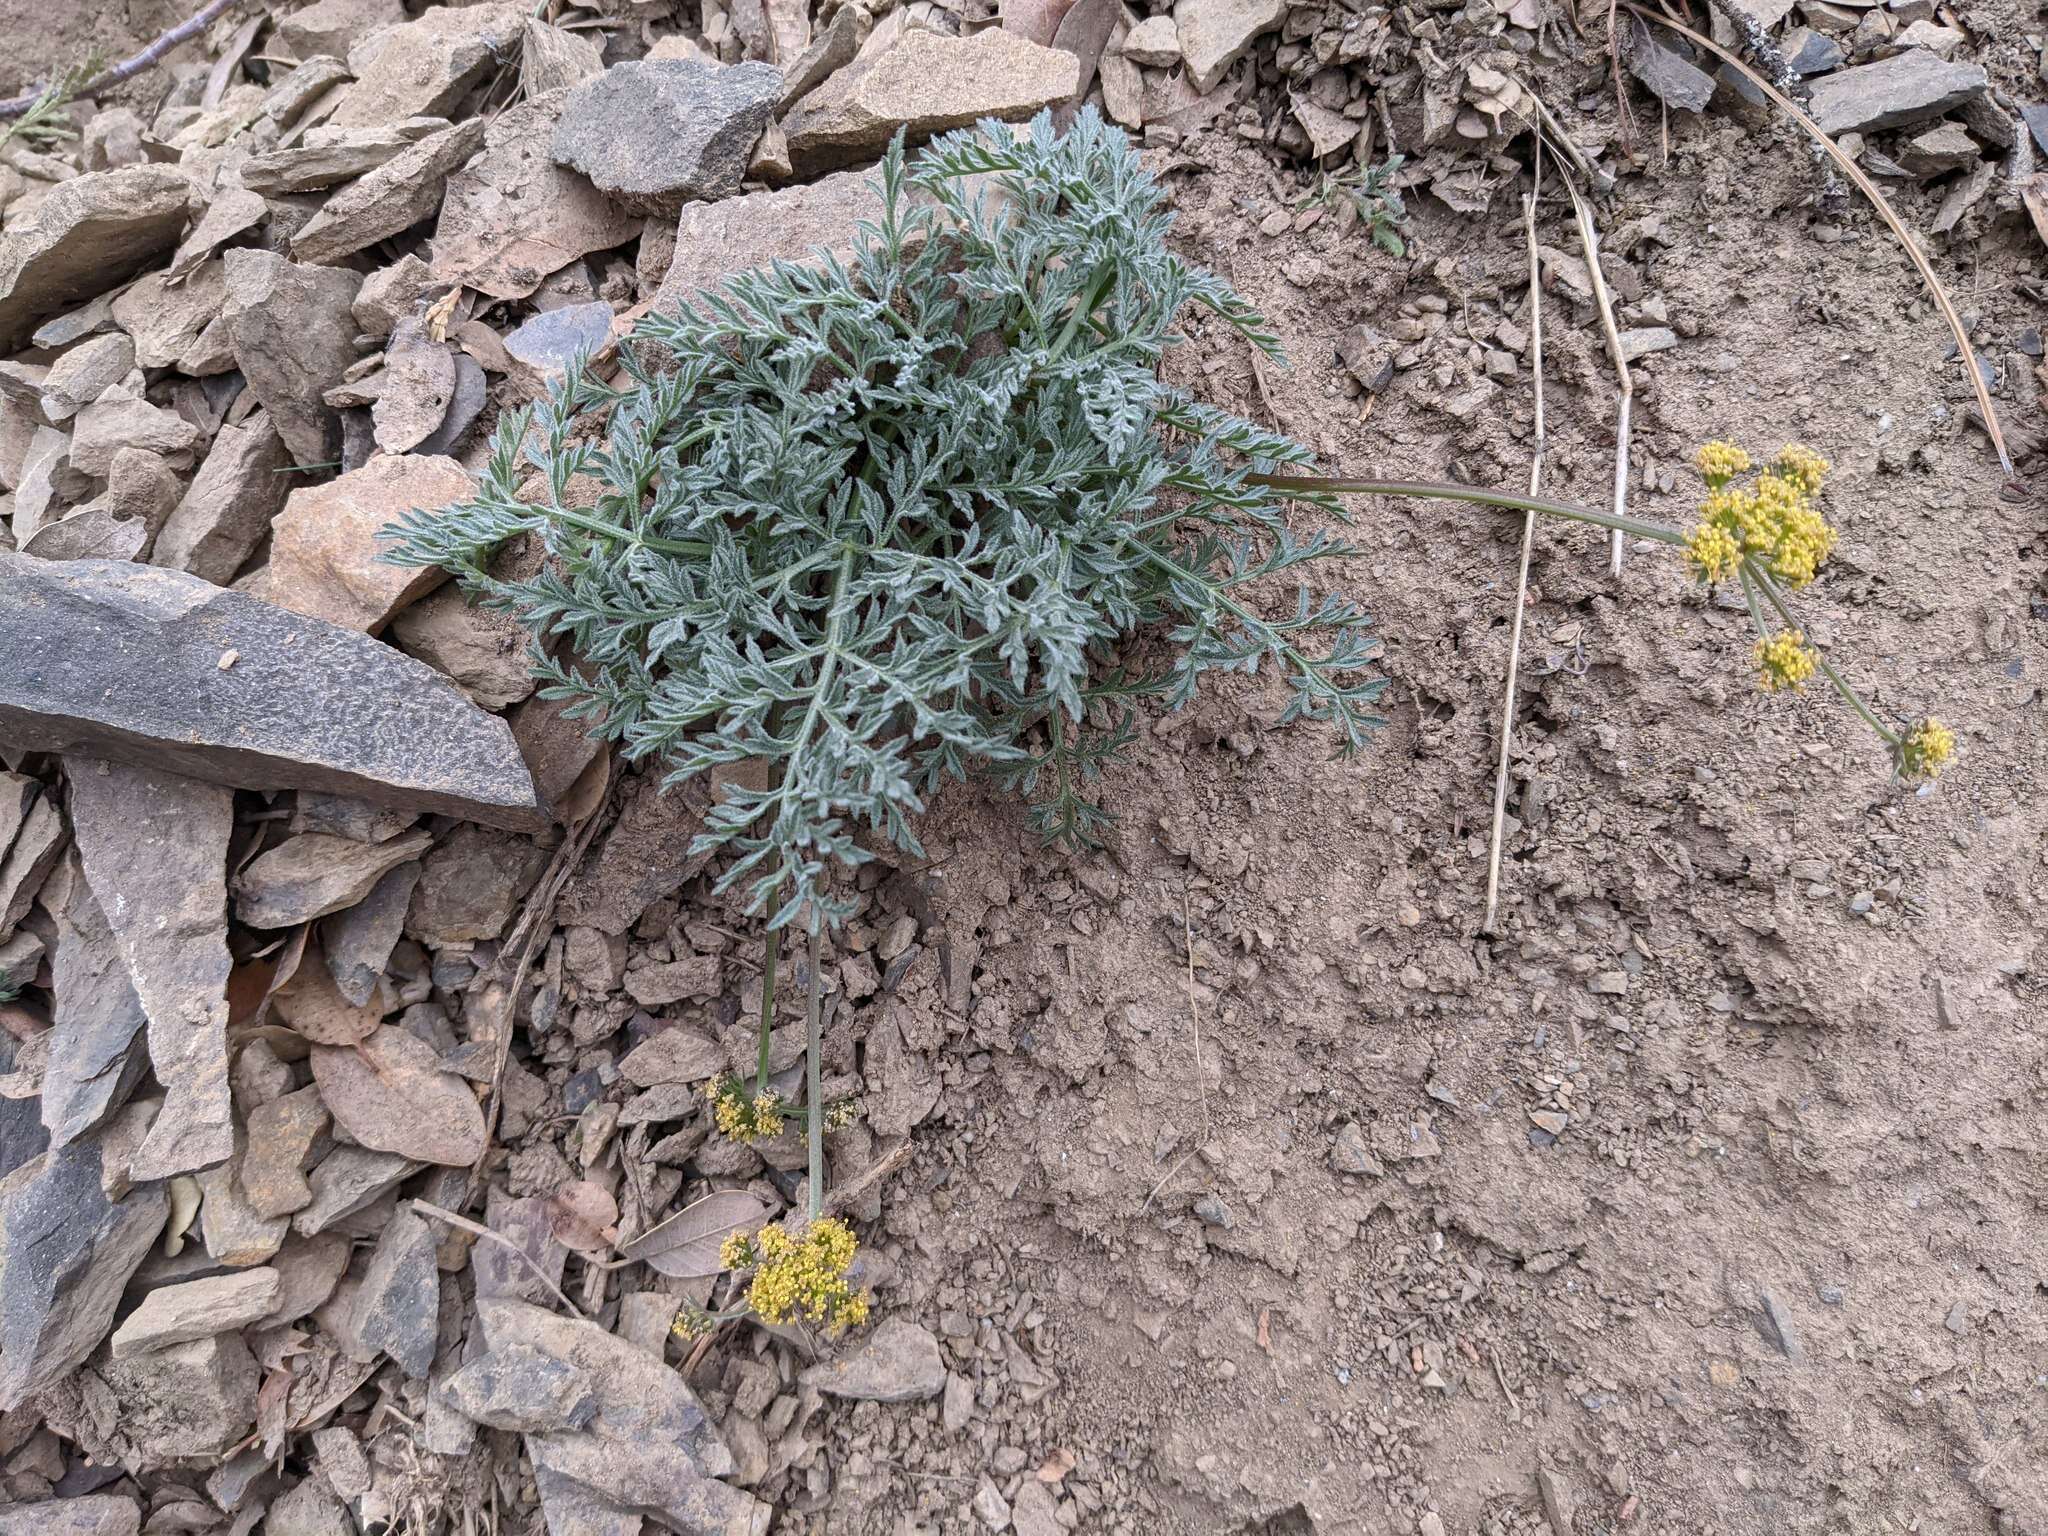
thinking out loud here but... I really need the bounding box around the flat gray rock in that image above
[442,1343,600,1431]
[40,857,150,1150]
[331,3,526,129]
[0,167,191,352]
[0,1139,168,1408]
[110,1267,281,1357]
[350,1205,440,1378]
[321,859,421,1006]
[0,556,546,831]
[476,1298,766,1535]
[1807,49,1988,137]
[221,249,362,468]
[802,1317,946,1402]
[0,1494,140,1536]
[67,759,236,1181]
[553,60,782,212]
[505,300,614,380]
[234,829,432,930]
[293,1146,420,1236]
[292,118,488,267]
[1626,21,1714,112]
[150,410,293,585]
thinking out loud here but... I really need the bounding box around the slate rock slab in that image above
[221,249,363,468]
[1173,0,1285,92]
[0,167,191,352]
[435,89,639,300]
[554,60,782,212]
[0,1494,140,1536]
[110,1267,281,1357]
[263,452,470,634]
[504,301,615,380]
[475,1298,768,1535]
[332,3,526,129]
[0,1139,168,1408]
[67,758,236,1180]
[441,1343,599,1430]
[801,1317,946,1402]
[235,828,432,930]
[1807,49,1988,136]
[40,857,150,1151]
[150,410,293,585]
[349,1205,439,1377]
[292,118,488,267]
[784,29,1079,173]
[0,556,545,830]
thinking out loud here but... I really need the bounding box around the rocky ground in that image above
[0,0,2044,1533]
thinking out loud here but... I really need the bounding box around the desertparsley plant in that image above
[384,108,1385,1233]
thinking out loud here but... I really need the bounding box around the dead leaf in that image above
[273,935,388,1045]
[618,1189,773,1278]
[311,1026,487,1167]
[424,285,462,343]
[548,1180,619,1254]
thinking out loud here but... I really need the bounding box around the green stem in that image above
[1748,563,1900,745]
[754,926,779,1097]
[1251,474,1684,547]
[805,925,825,1225]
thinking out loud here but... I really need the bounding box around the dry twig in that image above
[1484,166,1549,935]
[0,0,249,118]
[1556,164,1635,575]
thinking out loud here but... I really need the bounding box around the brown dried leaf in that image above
[547,1179,619,1254]
[273,935,388,1045]
[618,1189,773,1279]
[311,1025,487,1166]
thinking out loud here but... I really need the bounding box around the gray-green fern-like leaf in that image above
[383,108,1385,932]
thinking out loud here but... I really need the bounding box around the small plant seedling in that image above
[385,109,1384,1294]
[1303,155,1412,257]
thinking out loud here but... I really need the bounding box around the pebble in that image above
[1193,1194,1233,1229]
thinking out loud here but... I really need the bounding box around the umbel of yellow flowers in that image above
[1680,442,1953,783]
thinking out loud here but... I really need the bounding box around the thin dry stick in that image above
[1622,2,2021,488]
[0,0,249,117]
[412,1199,586,1320]
[1483,168,1548,936]
[1558,164,1634,575]
[1139,889,1211,1213]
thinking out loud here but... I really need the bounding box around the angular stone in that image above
[67,760,236,1181]
[293,1146,420,1236]
[68,388,200,479]
[442,1343,599,1430]
[278,0,407,60]
[322,859,422,1006]
[475,1298,765,1533]
[235,828,433,930]
[221,249,363,467]
[435,90,639,301]
[264,1480,356,1536]
[785,29,1080,173]
[350,1205,439,1378]
[1807,49,1988,136]
[0,167,192,352]
[1121,14,1182,66]
[40,858,150,1150]
[292,118,488,267]
[1899,120,1980,176]
[1174,0,1284,92]
[388,583,536,711]
[370,318,458,454]
[110,261,235,376]
[508,687,605,814]
[0,1495,139,1536]
[1626,21,1715,112]
[0,779,65,934]
[624,953,723,1008]
[40,334,134,423]
[196,1153,289,1266]
[779,3,866,110]
[264,453,470,633]
[0,1140,168,1408]
[311,1026,487,1167]
[237,119,449,194]
[406,825,547,946]
[418,353,489,457]
[802,1317,945,1402]
[620,1026,725,1087]
[98,1331,258,1458]
[110,1268,280,1357]
[241,1086,330,1218]
[521,19,605,97]
[332,4,527,129]
[0,557,544,827]
[151,412,293,585]
[557,774,714,934]
[503,300,614,379]
[554,61,782,212]
[166,186,268,282]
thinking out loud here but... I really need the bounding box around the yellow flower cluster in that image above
[709,1075,786,1142]
[1695,440,1752,489]
[740,1217,869,1332]
[1752,631,1819,692]
[1898,717,1956,781]
[670,1304,715,1341]
[1682,442,1836,589]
